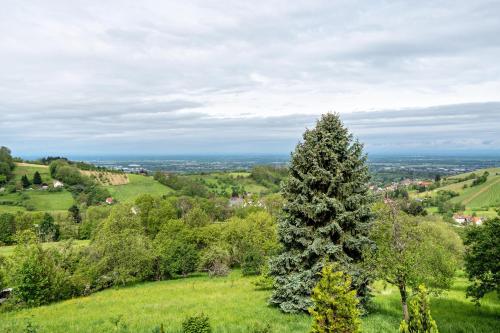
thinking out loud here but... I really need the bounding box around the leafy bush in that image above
[0,213,16,245]
[182,314,212,333]
[241,249,265,276]
[198,245,230,277]
[252,264,274,290]
[9,231,77,308]
[154,220,199,279]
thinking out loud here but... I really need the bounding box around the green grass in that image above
[25,190,74,211]
[0,205,26,213]
[0,190,74,212]
[13,163,52,183]
[106,174,173,203]
[0,240,89,257]
[0,272,497,333]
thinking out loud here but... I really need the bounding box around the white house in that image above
[53,180,64,188]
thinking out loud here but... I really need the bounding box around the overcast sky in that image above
[1,0,499,156]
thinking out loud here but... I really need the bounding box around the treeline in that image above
[0,194,281,309]
[153,172,209,197]
[0,147,15,185]
[250,165,287,192]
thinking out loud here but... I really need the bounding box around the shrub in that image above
[9,231,76,307]
[199,245,230,277]
[309,265,361,333]
[252,264,274,290]
[241,249,265,276]
[0,213,16,245]
[182,314,212,333]
[399,285,439,333]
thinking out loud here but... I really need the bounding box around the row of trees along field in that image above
[0,114,499,333]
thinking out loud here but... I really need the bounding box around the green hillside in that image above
[1,164,174,212]
[0,163,74,213]
[0,271,497,333]
[417,167,500,217]
[105,174,173,203]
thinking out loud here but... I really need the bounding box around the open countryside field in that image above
[0,190,74,212]
[106,174,173,203]
[0,271,497,333]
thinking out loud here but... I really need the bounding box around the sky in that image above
[1,0,500,156]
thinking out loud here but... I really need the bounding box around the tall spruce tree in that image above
[269,113,374,313]
[21,174,31,188]
[33,171,42,185]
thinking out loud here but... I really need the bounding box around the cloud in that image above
[0,1,499,155]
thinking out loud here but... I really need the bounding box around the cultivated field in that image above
[0,271,497,333]
[81,170,129,185]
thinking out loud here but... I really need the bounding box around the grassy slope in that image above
[0,272,498,333]
[417,167,500,214]
[1,163,74,212]
[106,174,173,203]
[13,163,51,183]
[0,240,89,257]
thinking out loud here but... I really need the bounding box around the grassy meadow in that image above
[105,174,173,203]
[13,163,51,183]
[0,271,497,333]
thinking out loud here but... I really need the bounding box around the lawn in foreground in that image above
[1,272,498,333]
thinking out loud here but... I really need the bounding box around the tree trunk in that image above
[399,283,409,322]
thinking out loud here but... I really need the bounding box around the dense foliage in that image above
[182,314,212,333]
[309,265,361,333]
[463,217,500,303]
[0,194,280,309]
[368,202,463,320]
[270,113,374,313]
[0,146,15,185]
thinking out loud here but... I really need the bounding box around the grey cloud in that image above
[1,1,500,155]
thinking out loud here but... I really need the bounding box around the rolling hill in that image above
[417,167,500,217]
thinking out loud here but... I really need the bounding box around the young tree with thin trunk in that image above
[368,202,462,321]
[269,113,374,313]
